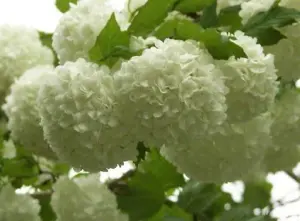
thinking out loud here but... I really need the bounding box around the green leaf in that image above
[199,1,218,28]
[117,172,165,221]
[52,163,70,176]
[218,5,242,31]
[139,148,185,191]
[243,181,272,209]
[128,0,178,36]
[178,181,232,217]
[148,205,193,221]
[155,19,246,59]
[89,14,131,66]
[2,157,39,178]
[33,194,56,221]
[218,207,254,221]
[39,32,59,65]
[175,0,214,13]
[243,6,300,45]
[55,0,77,13]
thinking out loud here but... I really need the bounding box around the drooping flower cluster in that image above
[37,58,138,171]
[161,113,272,183]
[264,88,300,172]
[218,31,278,122]
[53,0,115,63]
[2,65,57,159]
[114,39,228,147]
[51,174,128,221]
[265,23,300,81]
[0,184,41,221]
[0,25,53,101]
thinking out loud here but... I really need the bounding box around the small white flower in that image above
[2,140,16,159]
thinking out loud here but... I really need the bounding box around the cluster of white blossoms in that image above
[161,113,273,183]
[51,174,128,221]
[0,184,41,221]
[114,39,228,147]
[239,0,275,24]
[0,25,54,101]
[264,88,300,172]
[2,65,57,159]
[53,0,115,63]
[37,58,138,171]
[218,31,278,122]
[265,23,300,81]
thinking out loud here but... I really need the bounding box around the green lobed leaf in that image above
[139,148,185,191]
[178,181,233,218]
[89,14,131,67]
[218,5,242,31]
[198,0,218,28]
[39,32,59,66]
[242,6,300,45]
[148,205,193,221]
[243,181,272,209]
[128,0,179,37]
[55,0,78,13]
[117,172,165,221]
[2,157,39,178]
[175,0,214,14]
[154,19,246,59]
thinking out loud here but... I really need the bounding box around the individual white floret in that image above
[2,65,57,159]
[38,58,138,171]
[161,113,272,183]
[0,184,41,221]
[218,31,278,122]
[265,23,300,81]
[51,174,128,221]
[0,24,54,101]
[114,38,228,148]
[264,88,300,172]
[239,0,276,24]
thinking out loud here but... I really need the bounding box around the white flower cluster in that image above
[218,31,278,122]
[2,65,57,159]
[114,39,228,147]
[239,0,276,24]
[51,174,128,221]
[161,113,272,183]
[264,88,300,172]
[37,58,138,171]
[0,25,53,101]
[265,23,300,81]
[279,0,300,10]
[53,0,115,63]
[0,184,41,221]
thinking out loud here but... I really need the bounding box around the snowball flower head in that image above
[114,39,228,147]
[0,25,54,101]
[263,88,300,172]
[279,0,300,10]
[161,113,272,183]
[3,65,57,159]
[218,31,278,122]
[239,0,275,24]
[265,23,300,81]
[53,0,117,63]
[0,184,41,221]
[38,58,138,171]
[51,174,128,221]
